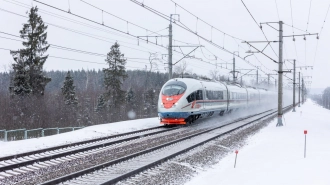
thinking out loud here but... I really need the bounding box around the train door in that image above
[244,88,249,108]
[198,81,205,110]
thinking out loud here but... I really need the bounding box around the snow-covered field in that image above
[0,117,159,157]
[186,99,330,185]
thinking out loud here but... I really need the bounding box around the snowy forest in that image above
[0,69,169,129]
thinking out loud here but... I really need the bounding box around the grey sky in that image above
[0,0,329,89]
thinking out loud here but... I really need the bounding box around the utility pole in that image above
[275,79,277,89]
[293,59,296,112]
[233,56,236,82]
[276,21,284,127]
[267,74,277,89]
[168,15,173,80]
[268,74,270,86]
[232,51,239,82]
[256,68,259,85]
[302,77,304,104]
[243,20,313,127]
[298,72,301,107]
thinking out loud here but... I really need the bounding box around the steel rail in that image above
[99,104,293,185]
[42,105,292,184]
[0,126,179,172]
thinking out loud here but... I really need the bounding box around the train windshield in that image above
[162,81,187,96]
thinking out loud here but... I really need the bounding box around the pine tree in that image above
[103,42,127,108]
[125,87,135,104]
[61,71,78,105]
[10,6,51,96]
[95,94,106,112]
[9,56,32,96]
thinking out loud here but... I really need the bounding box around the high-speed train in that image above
[157,77,278,125]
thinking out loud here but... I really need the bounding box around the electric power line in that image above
[0,47,154,70]
[289,0,299,61]
[31,0,170,52]
[306,0,313,32]
[130,0,271,77]
[240,0,278,58]
[169,0,244,42]
[274,0,280,20]
[0,34,152,63]
[0,7,157,54]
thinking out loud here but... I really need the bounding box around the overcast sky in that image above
[0,0,329,89]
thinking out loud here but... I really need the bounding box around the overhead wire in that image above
[129,0,273,79]
[31,0,170,52]
[169,0,244,41]
[0,32,221,75]
[283,23,310,34]
[0,7,156,54]
[240,0,278,58]
[289,0,299,61]
[313,2,330,67]
[306,0,313,32]
[309,2,330,86]
[79,0,166,37]
[1,0,258,77]
[0,47,152,70]
[3,0,133,40]
[274,0,280,20]
[304,0,313,67]
[0,33,153,63]
[0,1,178,72]
[28,0,198,66]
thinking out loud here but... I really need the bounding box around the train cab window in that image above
[186,91,196,103]
[162,81,187,96]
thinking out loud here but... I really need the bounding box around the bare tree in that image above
[148,52,160,72]
[209,69,219,80]
[174,61,192,76]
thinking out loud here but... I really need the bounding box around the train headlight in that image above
[160,103,164,108]
[172,103,178,108]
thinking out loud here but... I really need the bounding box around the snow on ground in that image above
[0,117,159,157]
[186,99,330,185]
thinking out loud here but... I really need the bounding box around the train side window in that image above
[186,91,196,103]
[196,90,203,100]
[206,91,212,100]
[206,90,222,100]
[232,92,237,100]
[218,91,224,100]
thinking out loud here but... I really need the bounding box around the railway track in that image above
[0,126,180,177]
[0,105,292,185]
[40,105,292,185]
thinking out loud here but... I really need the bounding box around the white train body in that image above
[157,77,278,125]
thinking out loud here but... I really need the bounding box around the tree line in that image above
[0,69,169,129]
[310,87,330,109]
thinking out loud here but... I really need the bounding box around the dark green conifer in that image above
[125,87,135,104]
[103,42,127,108]
[61,71,78,105]
[10,6,51,96]
[95,94,106,112]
